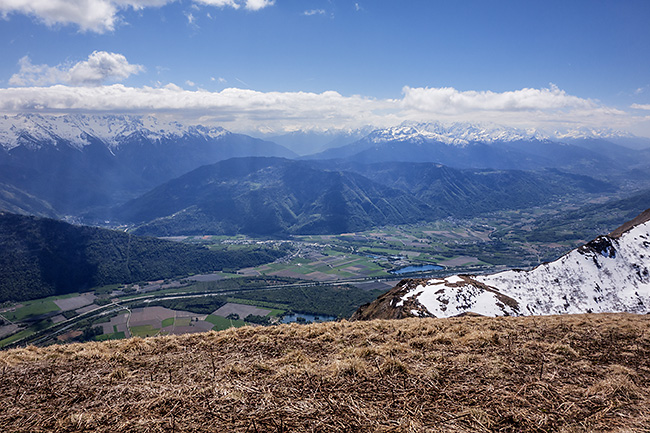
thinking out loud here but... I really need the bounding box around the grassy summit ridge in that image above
[2,313,649,432]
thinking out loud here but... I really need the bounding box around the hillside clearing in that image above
[1,313,649,432]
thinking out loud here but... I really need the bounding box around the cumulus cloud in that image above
[244,0,274,11]
[0,84,643,135]
[9,51,144,86]
[631,103,650,110]
[0,0,172,32]
[0,0,274,33]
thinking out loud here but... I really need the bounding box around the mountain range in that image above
[307,123,650,177]
[111,157,615,236]
[0,114,648,236]
[352,208,650,320]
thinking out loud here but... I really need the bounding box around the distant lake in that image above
[281,313,337,324]
[390,264,443,275]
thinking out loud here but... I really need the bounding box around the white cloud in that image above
[244,0,273,11]
[188,0,274,12]
[8,57,68,87]
[0,84,644,136]
[9,51,144,86]
[193,0,239,9]
[185,80,196,87]
[631,104,650,110]
[400,85,597,113]
[303,9,325,16]
[0,0,273,33]
[0,0,171,32]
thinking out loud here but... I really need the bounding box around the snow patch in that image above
[445,275,465,284]
[395,218,650,318]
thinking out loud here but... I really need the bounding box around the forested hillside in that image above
[0,212,287,302]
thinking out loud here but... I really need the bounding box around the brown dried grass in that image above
[1,313,650,432]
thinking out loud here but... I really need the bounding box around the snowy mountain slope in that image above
[353,209,650,320]
[353,121,639,148]
[475,214,650,315]
[0,114,227,151]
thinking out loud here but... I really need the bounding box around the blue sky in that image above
[1,0,649,136]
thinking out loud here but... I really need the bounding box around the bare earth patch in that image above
[74,304,98,315]
[1,313,649,432]
[53,293,96,311]
[50,315,66,324]
[0,324,19,339]
[187,273,227,282]
[163,321,214,335]
[128,306,177,324]
[56,330,82,342]
[212,303,271,318]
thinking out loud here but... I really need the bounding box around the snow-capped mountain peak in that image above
[552,126,635,141]
[0,114,228,151]
[361,121,642,148]
[365,121,548,146]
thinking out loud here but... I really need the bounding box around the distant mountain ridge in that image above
[0,114,647,223]
[0,114,295,214]
[306,122,649,176]
[264,127,374,156]
[352,209,650,320]
[113,157,616,236]
[364,122,547,146]
[114,157,435,236]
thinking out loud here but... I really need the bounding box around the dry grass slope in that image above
[1,313,650,432]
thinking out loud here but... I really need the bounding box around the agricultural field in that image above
[238,249,389,281]
[0,292,102,347]
[92,302,296,341]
